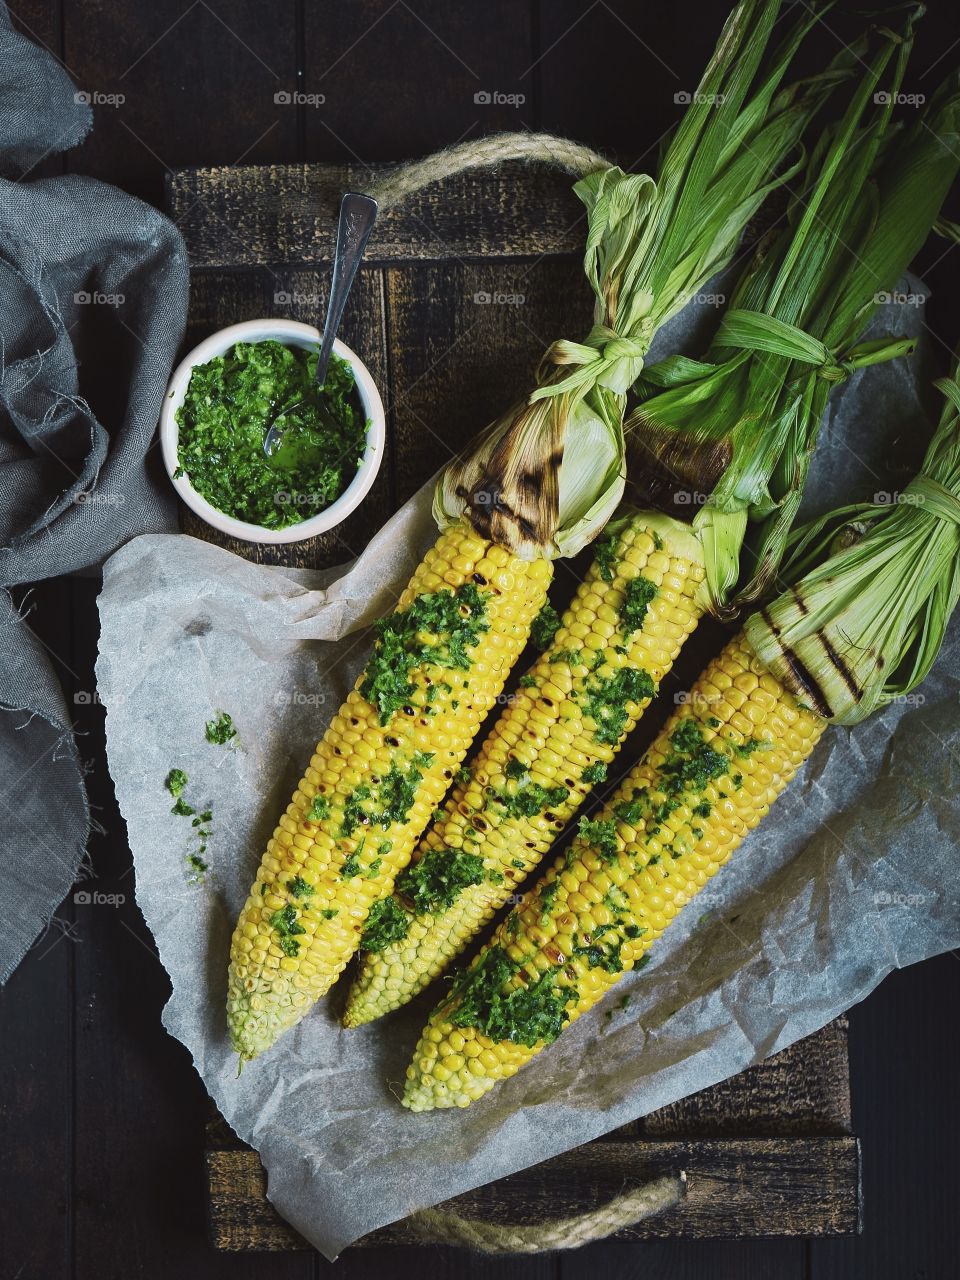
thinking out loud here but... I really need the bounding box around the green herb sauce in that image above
[357,897,406,952]
[577,816,619,862]
[396,847,485,915]
[307,794,331,822]
[176,342,368,529]
[448,945,572,1047]
[581,761,608,785]
[580,667,655,745]
[360,583,490,724]
[488,762,569,821]
[619,576,657,636]
[593,531,619,583]
[529,601,561,650]
[270,903,306,957]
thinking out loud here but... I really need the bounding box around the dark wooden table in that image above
[2,3,959,1278]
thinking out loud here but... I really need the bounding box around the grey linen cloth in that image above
[0,5,188,982]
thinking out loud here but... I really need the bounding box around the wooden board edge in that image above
[206,1136,862,1251]
[167,160,587,267]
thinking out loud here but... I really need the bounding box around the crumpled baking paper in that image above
[96,283,960,1259]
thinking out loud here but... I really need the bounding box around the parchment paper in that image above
[96,283,960,1260]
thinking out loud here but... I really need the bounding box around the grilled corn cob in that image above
[403,630,825,1109]
[227,523,551,1061]
[344,512,707,1026]
[403,351,960,1111]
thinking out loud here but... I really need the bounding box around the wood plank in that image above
[559,1238,806,1280]
[641,1019,851,1138]
[0,590,74,1280]
[167,161,586,267]
[0,924,73,1279]
[303,1,536,159]
[535,2,716,166]
[384,256,591,506]
[61,0,298,205]
[206,1134,861,1250]
[809,954,960,1279]
[7,0,61,66]
[330,1244,558,1280]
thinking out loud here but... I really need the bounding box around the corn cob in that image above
[403,350,960,1112]
[227,522,552,1062]
[344,513,707,1026]
[403,630,825,1110]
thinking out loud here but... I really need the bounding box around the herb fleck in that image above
[620,577,657,636]
[205,711,237,745]
[165,768,188,799]
[308,794,331,822]
[539,878,561,923]
[530,601,561,651]
[594,531,619,583]
[270,903,306,957]
[581,761,608,785]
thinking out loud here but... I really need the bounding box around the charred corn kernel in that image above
[343,515,707,1028]
[226,522,552,1062]
[402,630,825,1111]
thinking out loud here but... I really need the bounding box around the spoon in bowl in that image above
[263,191,378,459]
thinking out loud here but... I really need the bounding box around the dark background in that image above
[2,2,959,1277]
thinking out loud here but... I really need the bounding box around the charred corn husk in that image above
[403,363,960,1111]
[402,631,824,1109]
[227,524,551,1061]
[344,511,707,1026]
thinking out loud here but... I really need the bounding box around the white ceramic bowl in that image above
[159,318,386,545]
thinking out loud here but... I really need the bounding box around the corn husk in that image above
[745,369,960,723]
[624,12,960,610]
[434,0,844,559]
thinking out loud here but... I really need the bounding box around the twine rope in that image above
[406,1172,686,1254]
[366,131,609,210]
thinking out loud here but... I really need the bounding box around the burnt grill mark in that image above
[790,587,809,617]
[817,630,862,703]
[760,609,833,719]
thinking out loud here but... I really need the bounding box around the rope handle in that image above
[405,1171,686,1254]
[365,132,610,210]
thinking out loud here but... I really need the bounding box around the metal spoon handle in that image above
[315,192,378,387]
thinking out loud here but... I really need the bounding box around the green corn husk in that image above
[434,0,845,560]
[745,367,960,723]
[624,9,960,611]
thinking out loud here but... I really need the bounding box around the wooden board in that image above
[167,160,860,1250]
[205,1019,858,1250]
